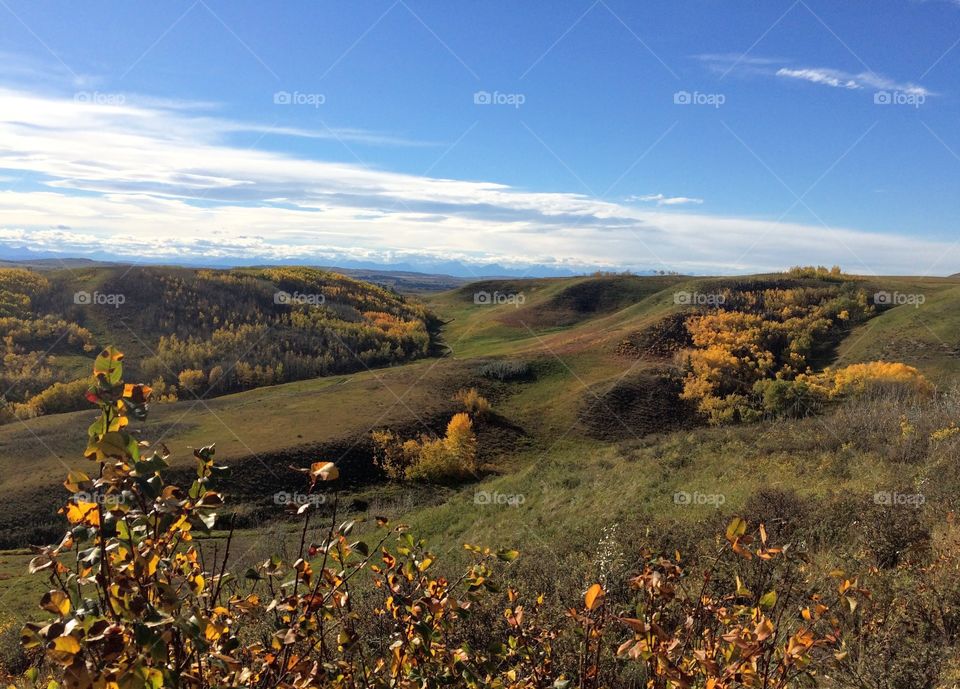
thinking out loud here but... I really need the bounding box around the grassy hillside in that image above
[6,270,958,530]
[834,277,960,383]
[5,270,960,684]
[0,265,434,420]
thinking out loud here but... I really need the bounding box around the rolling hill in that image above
[3,269,960,683]
[0,264,435,420]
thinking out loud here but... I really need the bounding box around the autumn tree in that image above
[177,368,206,395]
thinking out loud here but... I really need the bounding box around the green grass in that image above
[836,279,960,383]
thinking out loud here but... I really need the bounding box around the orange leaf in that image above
[585,583,604,610]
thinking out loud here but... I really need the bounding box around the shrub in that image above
[149,376,177,402]
[478,359,531,381]
[786,265,845,280]
[177,367,207,395]
[454,387,491,418]
[14,378,90,416]
[371,429,418,479]
[754,378,826,418]
[813,361,934,398]
[443,412,478,472]
[373,413,478,481]
[676,281,934,424]
[0,618,28,676]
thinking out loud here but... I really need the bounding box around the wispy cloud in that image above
[776,67,930,95]
[695,53,932,97]
[629,194,704,206]
[0,85,953,275]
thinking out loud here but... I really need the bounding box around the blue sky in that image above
[0,0,958,275]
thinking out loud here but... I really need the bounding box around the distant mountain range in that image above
[0,247,663,280]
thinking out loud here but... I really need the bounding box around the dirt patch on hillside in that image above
[616,312,692,359]
[578,368,699,441]
[474,414,531,465]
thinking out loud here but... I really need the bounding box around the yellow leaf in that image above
[63,471,89,494]
[145,554,159,576]
[47,636,80,665]
[64,502,99,526]
[40,590,71,617]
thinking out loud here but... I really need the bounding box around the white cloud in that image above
[695,54,932,97]
[776,67,930,96]
[0,86,954,275]
[776,68,861,90]
[630,194,704,206]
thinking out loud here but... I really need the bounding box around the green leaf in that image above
[759,590,778,609]
[93,347,123,385]
[133,453,169,476]
[725,517,747,543]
